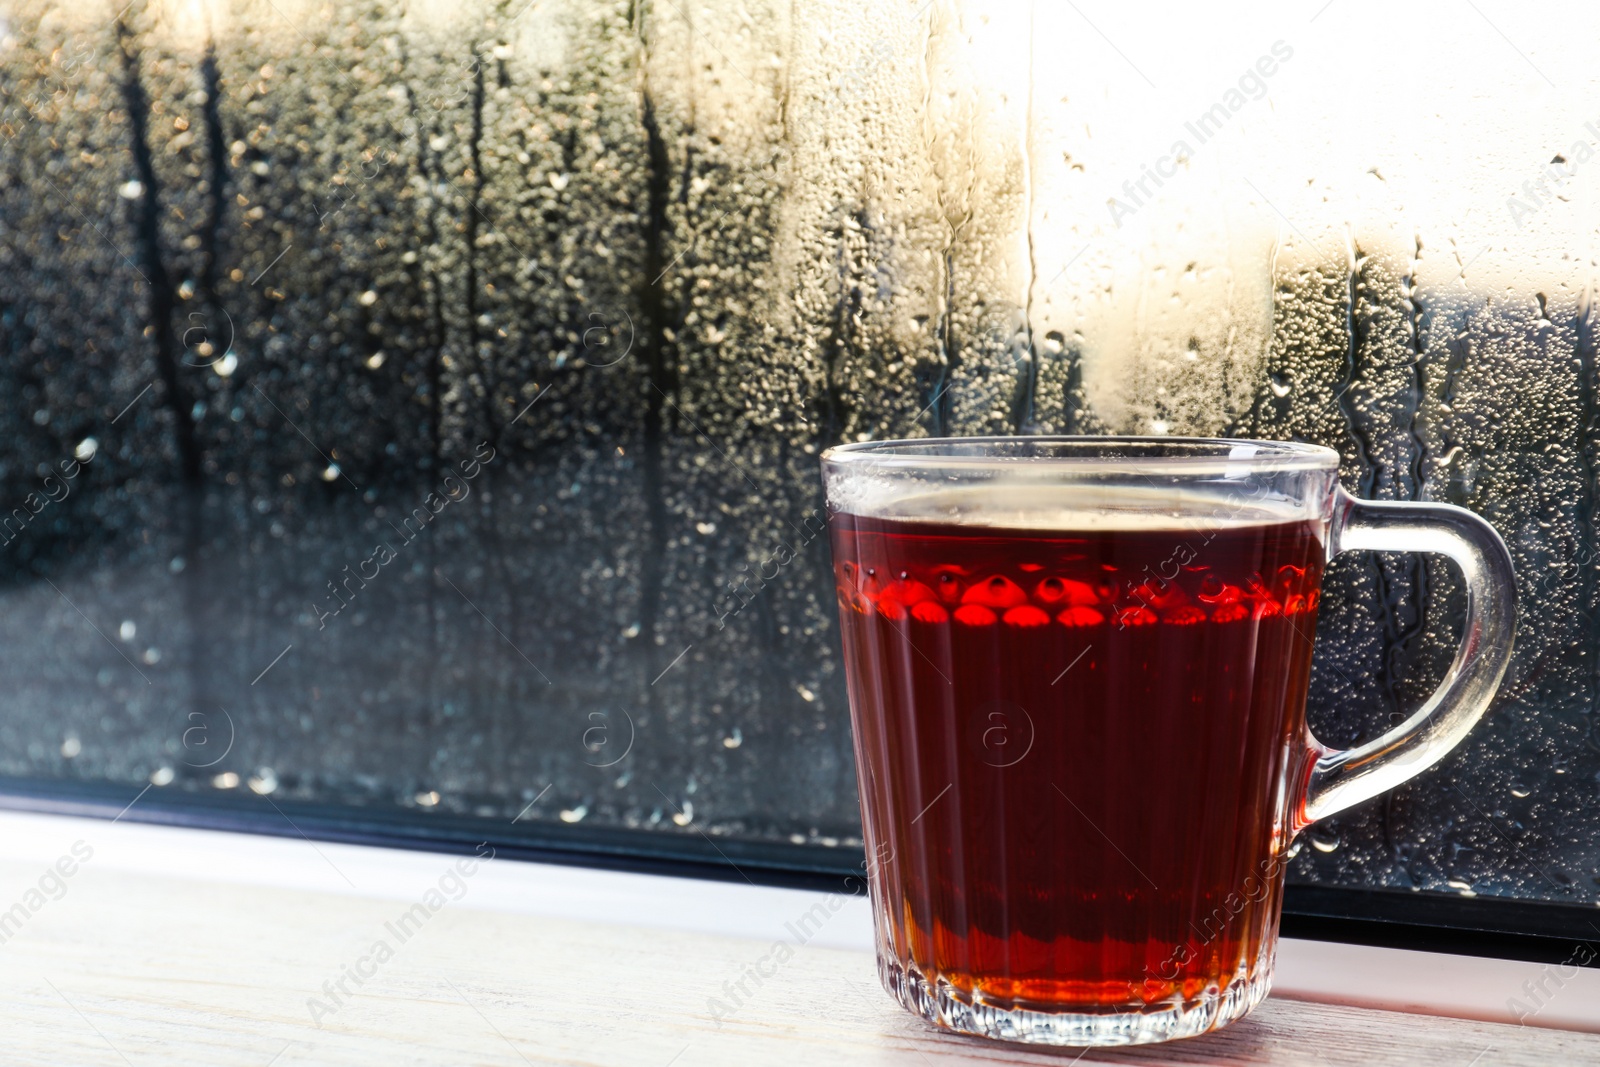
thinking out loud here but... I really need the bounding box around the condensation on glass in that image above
[0,0,1593,904]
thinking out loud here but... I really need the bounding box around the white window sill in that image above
[0,810,1593,1065]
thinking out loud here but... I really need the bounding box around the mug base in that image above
[881,956,1273,1047]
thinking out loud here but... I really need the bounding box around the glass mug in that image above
[821,438,1515,1047]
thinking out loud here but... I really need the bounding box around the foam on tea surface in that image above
[829,481,1320,535]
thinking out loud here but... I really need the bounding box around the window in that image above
[0,0,1593,958]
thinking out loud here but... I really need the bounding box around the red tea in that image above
[831,502,1325,1016]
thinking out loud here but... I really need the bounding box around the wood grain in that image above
[0,859,1593,1066]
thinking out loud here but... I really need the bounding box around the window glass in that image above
[0,0,1593,910]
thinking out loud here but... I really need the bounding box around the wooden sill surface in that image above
[1,857,1595,1067]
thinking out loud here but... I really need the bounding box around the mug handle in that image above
[1299,486,1518,825]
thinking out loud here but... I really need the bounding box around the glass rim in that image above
[821,435,1342,475]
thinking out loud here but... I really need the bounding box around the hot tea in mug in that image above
[822,438,1514,1047]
